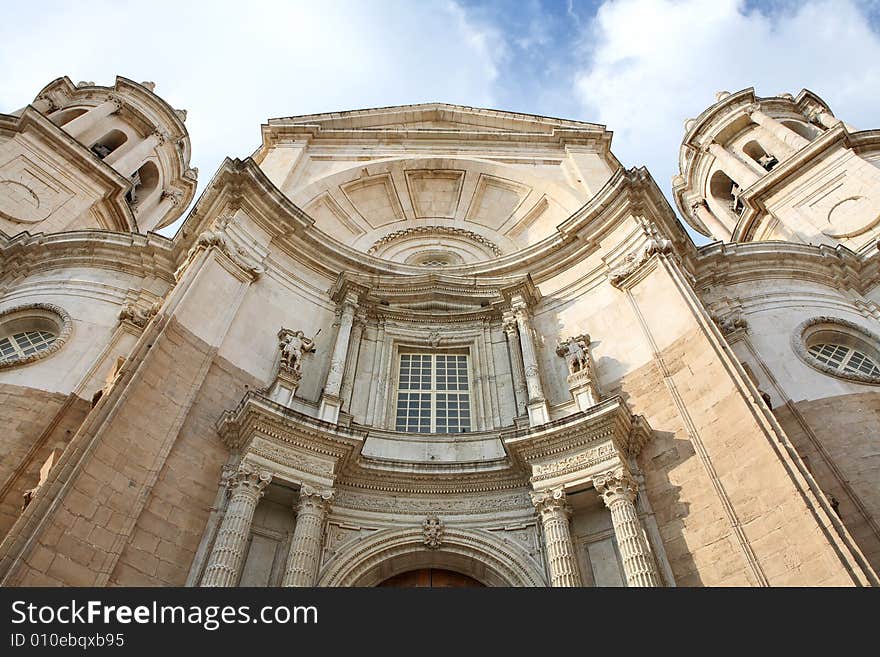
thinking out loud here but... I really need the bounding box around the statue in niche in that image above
[278,328,317,376]
[556,334,591,375]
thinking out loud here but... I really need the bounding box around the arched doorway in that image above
[378,568,485,588]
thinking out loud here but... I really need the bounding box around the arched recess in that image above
[317,527,546,587]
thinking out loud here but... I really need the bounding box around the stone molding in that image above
[367,225,503,258]
[316,526,546,587]
[0,303,73,370]
[791,316,880,385]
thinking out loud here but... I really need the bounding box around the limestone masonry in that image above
[0,78,878,587]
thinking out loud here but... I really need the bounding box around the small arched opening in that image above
[742,140,778,172]
[90,130,127,159]
[127,160,160,207]
[49,107,88,127]
[709,169,743,217]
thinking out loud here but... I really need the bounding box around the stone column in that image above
[282,486,334,587]
[512,300,549,425]
[531,488,582,587]
[200,464,272,587]
[502,311,528,417]
[319,296,358,423]
[748,106,809,151]
[594,468,661,587]
[105,130,163,176]
[338,311,366,414]
[706,142,760,189]
[691,199,733,241]
[62,98,121,140]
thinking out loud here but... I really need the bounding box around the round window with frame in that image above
[0,303,72,369]
[793,316,880,385]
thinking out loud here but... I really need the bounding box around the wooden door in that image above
[377,568,484,587]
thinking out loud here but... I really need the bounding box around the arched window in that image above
[90,130,127,159]
[807,343,880,377]
[743,140,778,172]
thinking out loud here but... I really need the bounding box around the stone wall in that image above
[775,392,880,571]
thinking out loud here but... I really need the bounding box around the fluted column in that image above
[282,486,334,587]
[706,142,760,189]
[105,130,163,175]
[594,469,661,587]
[502,311,528,417]
[63,98,121,140]
[200,464,272,587]
[531,488,582,587]
[748,106,809,151]
[691,199,733,241]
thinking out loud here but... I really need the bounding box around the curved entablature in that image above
[672,87,871,246]
[176,158,690,287]
[252,103,621,258]
[24,76,197,232]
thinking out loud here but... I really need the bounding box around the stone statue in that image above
[556,334,591,375]
[278,329,316,375]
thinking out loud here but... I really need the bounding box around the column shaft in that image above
[324,301,356,399]
[749,108,809,151]
[63,99,120,140]
[282,487,333,587]
[531,488,582,587]
[338,315,365,411]
[707,142,760,189]
[691,200,733,241]
[503,313,528,416]
[200,465,271,587]
[595,470,661,587]
[106,131,162,176]
[514,306,544,404]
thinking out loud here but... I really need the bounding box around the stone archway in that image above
[317,527,546,587]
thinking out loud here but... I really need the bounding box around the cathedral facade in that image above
[0,78,878,587]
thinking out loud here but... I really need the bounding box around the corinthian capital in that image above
[593,468,638,507]
[297,485,335,513]
[530,487,570,517]
[227,464,272,496]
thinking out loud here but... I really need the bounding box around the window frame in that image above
[0,303,72,370]
[393,349,473,434]
[792,316,880,385]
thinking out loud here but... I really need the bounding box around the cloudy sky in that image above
[2,0,880,241]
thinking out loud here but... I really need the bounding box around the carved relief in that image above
[531,442,618,481]
[422,515,444,549]
[118,301,159,329]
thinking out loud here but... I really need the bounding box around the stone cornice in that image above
[693,240,880,294]
[173,159,695,289]
[0,229,176,284]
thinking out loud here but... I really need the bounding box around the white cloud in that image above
[573,0,880,240]
[0,0,505,235]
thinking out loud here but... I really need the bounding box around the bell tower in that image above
[673,88,880,251]
[0,76,197,234]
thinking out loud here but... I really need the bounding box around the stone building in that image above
[0,78,878,587]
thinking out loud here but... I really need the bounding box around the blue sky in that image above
[2,0,880,240]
